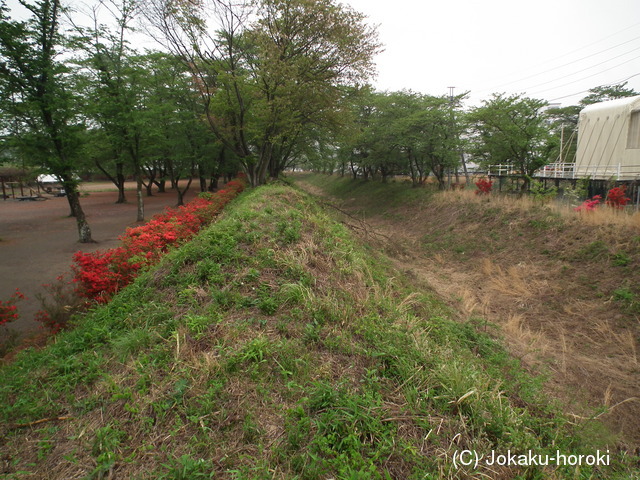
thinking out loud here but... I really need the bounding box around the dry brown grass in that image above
[437,188,640,228]
[480,258,548,299]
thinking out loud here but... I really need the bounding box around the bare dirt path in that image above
[0,182,197,338]
[295,177,640,450]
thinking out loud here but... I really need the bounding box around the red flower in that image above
[72,176,247,302]
[605,186,630,209]
[0,289,26,326]
[475,178,493,195]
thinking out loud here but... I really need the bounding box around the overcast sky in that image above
[342,0,640,107]
[5,0,640,108]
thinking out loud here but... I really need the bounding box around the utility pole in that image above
[448,86,455,102]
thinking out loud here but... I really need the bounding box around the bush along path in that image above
[0,183,635,479]
[33,178,246,333]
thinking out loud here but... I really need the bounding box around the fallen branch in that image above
[11,416,72,429]
[318,200,392,241]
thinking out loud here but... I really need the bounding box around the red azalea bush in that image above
[574,195,602,212]
[575,186,631,213]
[0,289,25,326]
[475,178,493,195]
[605,186,630,209]
[73,177,246,303]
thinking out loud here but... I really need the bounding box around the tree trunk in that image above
[154,179,166,193]
[96,160,127,203]
[62,178,93,243]
[135,166,144,222]
[116,162,126,203]
[209,174,220,192]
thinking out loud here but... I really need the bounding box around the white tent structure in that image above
[575,95,640,180]
[37,174,62,183]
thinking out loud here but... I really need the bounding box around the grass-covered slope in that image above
[295,173,640,452]
[0,184,630,479]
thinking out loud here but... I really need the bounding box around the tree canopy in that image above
[144,0,380,186]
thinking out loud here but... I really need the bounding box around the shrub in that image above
[574,195,602,212]
[73,177,246,304]
[474,178,493,195]
[605,186,630,209]
[34,274,87,333]
[575,186,632,212]
[0,289,25,326]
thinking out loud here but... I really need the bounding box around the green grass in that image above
[295,172,432,215]
[0,182,635,479]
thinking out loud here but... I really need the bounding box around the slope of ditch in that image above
[1,182,634,478]
[294,173,640,454]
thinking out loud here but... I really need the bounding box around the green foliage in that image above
[613,286,640,314]
[561,178,589,206]
[468,93,554,187]
[529,178,558,201]
[580,82,639,106]
[91,425,127,479]
[575,240,610,261]
[159,455,215,479]
[147,0,380,185]
[0,0,93,241]
[331,90,465,187]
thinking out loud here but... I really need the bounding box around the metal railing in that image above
[534,163,577,179]
[488,162,640,180]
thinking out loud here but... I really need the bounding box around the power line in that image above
[476,24,640,94]
[546,73,640,102]
[521,44,640,93]
[529,54,640,96]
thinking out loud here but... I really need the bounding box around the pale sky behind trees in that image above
[4,0,640,107]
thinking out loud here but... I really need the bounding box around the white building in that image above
[575,95,640,180]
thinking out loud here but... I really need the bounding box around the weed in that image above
[159,455,216,479]
[611,251,631,267]
[257,285,279,315]
[612,286,640,314]
[575,240,610,261]
[91,425,127,479]
[185,313,219,339]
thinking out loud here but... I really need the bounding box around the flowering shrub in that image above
[475,178,493,195]
[0,289,25,326]
[574,195,602,212]
[605,186,630,209]
[34,274,88,333]
[575,186,632,212]
[73,177,246,303]
[34,309,59,334]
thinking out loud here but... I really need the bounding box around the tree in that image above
[334,89,464,188]
[136,51,221,204]
[544,105,580,165]
[144,0,379,186]
[579,81,639,106]
[71,0,152,220]
[387,92,463,189]
[0,0,93,242]
[468,93,553,190]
